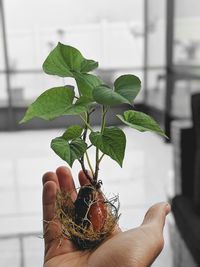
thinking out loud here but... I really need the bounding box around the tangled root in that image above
[55,187,120,250]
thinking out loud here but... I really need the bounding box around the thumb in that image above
[142,202,171,232]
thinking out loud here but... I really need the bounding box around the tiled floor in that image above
[0,127,173,266]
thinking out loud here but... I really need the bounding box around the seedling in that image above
[20,42,165,249]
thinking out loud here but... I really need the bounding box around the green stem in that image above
[94,106,108,181]
[99,153,105,163]
[79,112,94,182]
[78,159,93,184]
[82,112,89,140]
[94,148,99,181]
[85,151,94,176]
[80,115,94,132]
[87,144,93,150]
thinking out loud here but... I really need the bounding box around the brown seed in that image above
[74,186,107,231]
[88,194,107,231]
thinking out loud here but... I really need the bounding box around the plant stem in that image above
[78,159,93,183]
[80,115,94,132]
[94,148,99,181]
[88,108,96,115]
[80,112,94,180]
[82,112,89,141]
[99,153,105,163]
[85,151,94,176]
[87,144,93,150]
[94,106,108,181]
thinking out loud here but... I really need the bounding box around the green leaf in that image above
[64,101,88,115]
[43,42,98,77]
[51,137,87,167]
[114,74,141,103]
[75,72,103,99]
[69,138,87,165]
[62,125,83,141]
[67,96,93,114]
[93,85,130,106]
[51,137,71,163]
[75,96,93,106]
[63,96,92,115]
[20,86,75,123]
[92,74,141,106]
[80,59,99,73]
[116,110,166,136]
[89,127,126,167]
[20,86,93,123]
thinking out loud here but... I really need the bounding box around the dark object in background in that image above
[170,93,200,266]
[171,120,195,198]
[192,93,200,213]
[172,195,200,267]
[172,196,200,265]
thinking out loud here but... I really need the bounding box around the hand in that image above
[42,166,170,267]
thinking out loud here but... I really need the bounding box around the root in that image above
[55,186,120,250]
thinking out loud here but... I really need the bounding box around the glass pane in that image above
[172,78,200,118]
[0,74,8,107]
[147,0,166,67]
[4,0,144,101]
[174,0,200,66]
[0,34,5,71]
[5,23,144,70]
[0,9,5,71]
[146,69,166,109]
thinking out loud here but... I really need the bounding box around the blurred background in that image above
[0,0,200,266]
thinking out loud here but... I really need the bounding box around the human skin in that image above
[43,166,171,267]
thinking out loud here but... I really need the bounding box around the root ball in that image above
[55,185,120,250]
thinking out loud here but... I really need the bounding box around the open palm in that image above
[43,167,170,267]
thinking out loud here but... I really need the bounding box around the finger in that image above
[42,172,60,239]
[42,171,59,188]
[43,181,75,260]
[43,181,57,223]
[56,166,77,201]
[43,181,60,246]
[141,202,171,232]
[78,170,92,186]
